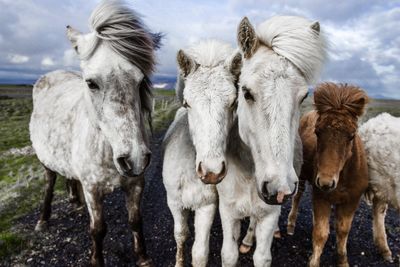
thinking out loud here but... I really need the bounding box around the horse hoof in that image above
[34,220,48,231]
[287,225,295,235]
[382,252,393,263]
[274,230,281,239]
[239,243,252,254]
[137,259,153,267]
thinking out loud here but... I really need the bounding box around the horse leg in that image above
[66,179,85,209]
[309,197,331,267]
[287,178,306,235]
[192,203,216,267]
[167,198,189,267]
[220,203,240,267]
[252,207,280,267]
[372,197,392,262]
[122,177,152,267]
[35,166,57,231]
[335,201,359,267]
[239,216,256,254]
[83,186,106,267]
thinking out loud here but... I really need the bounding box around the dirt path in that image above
[3,131,399,267]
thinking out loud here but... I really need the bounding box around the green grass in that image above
[153,89,175,97]
[0,232,24,259]
[0,99,33,152]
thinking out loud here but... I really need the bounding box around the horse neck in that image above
[226,119,255,175]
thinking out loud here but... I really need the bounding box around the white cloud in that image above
[8,54,29,64]
[41,56,55,67]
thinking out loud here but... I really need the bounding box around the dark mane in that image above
[314,82,369,117]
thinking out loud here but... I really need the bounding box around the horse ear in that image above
[226,52,242,80]
[237,17,259,59]
[177,50,199,77]
[66,25,82,54]
[310,21,320,34]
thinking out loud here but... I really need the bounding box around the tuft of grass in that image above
[0,232,25,259]
[0,98,33,152]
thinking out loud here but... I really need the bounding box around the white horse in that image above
[162,40,241,267]
[29,1,161,266]
[216,16,327,266]
[359,113,400,262]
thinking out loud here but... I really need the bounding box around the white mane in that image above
[187,40,234,67]
[176,40,235,103]
[256,16,327,84]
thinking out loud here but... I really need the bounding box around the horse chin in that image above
[257,182,298,205]
[199,175,225,185]
[119,170,141,178]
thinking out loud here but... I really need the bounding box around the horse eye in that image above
[183,99,191,108]
[86,79,99,90]
[242,87,254,101]
[301,92,309,103]
[349,134,355,141]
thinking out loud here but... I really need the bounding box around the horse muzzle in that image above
[116,153,151,178]
[257,182,298,205]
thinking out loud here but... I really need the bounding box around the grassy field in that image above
[0,88,399,259]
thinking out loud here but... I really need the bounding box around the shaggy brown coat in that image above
[287,83,369,267]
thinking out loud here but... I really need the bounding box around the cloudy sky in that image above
[0,0,399,98]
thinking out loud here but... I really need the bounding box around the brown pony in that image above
[287,83,369,267]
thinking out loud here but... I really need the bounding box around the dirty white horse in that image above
[162,40,241,267]
[216,16,326,267]
[360,113,400,262]
[29,1,161,266]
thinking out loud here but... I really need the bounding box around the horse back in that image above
[30,70,88,178]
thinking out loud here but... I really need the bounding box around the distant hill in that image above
[152,75,176,90]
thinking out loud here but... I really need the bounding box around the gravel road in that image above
[3,131,399,267]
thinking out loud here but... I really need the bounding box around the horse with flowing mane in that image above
[287,83,369,267]
[29,1,161,266]
[225,15,326,266]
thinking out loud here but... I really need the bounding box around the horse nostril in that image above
[316,177,321,188]
[330,180,336,189]
[197,161,204,177]
[117,156,132,173]
[218,161,227,178]
[144,153,151,169]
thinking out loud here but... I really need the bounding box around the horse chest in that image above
[178,177,217,209]
[217,173,270,218]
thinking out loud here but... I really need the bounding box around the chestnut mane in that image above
[314,82,369,117]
